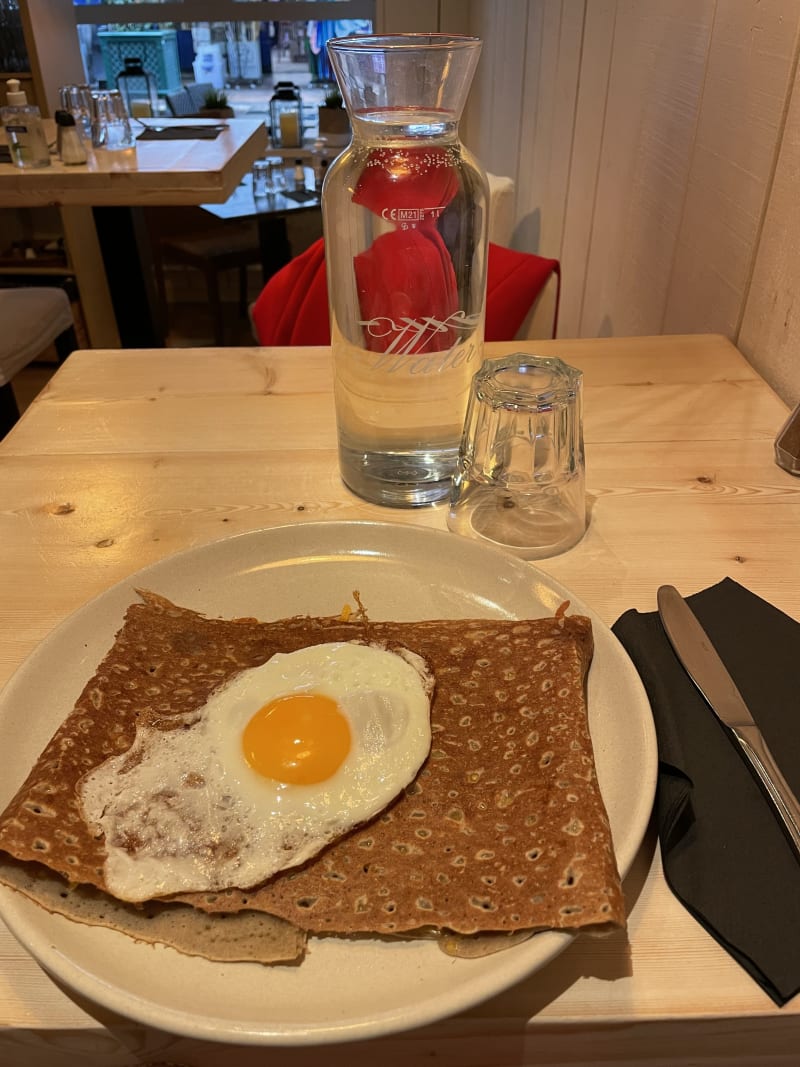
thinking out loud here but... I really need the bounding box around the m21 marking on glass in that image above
[380,205,447,224]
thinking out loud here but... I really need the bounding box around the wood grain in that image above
[0,335,798,1066]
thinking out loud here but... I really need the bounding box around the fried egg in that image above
[78,641,433,903]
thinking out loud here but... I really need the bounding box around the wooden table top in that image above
[0,117,268,207]
[1,334,799,1067]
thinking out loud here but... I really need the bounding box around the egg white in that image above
[78,641,433,903]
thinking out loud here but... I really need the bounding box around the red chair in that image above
[251,237,560,347]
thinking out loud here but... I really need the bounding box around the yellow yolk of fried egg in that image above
[242,692,352,785]
[78,641,433,903]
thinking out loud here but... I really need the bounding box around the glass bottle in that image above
[324,34,488,507]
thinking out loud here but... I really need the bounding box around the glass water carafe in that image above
[324,34,488,507]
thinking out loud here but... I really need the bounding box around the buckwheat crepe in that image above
[0,592,624,962]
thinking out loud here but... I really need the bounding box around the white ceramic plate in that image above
[0,521,656,1045]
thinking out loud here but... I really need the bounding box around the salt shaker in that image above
[293,158,305,191]
[55,109,87,165]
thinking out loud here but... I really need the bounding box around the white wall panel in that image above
[464,0,531,185]
[557,0,615,338]
[663,1,800,342]
[458,1,800,398]
[518,1,586,338]
[374,0,442,33]
[579,0,716,337]
[739,56,800,408]
[516,0,583,258]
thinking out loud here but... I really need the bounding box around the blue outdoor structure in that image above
[98,30,182,94]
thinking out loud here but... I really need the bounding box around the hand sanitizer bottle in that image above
[1,79,51,168]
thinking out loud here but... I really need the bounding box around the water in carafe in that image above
[324,36,488,507]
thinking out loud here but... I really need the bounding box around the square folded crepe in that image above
[0,591,625,964]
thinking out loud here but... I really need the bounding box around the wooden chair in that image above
[0,287,77,438]
[153,222,263,345]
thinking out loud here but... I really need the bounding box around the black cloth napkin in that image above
[613,578,800,1006]
[136,125,225,141]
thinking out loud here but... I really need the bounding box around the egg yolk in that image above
[242,692,351,785]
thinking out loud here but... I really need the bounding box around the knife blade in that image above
[657,584,800,857]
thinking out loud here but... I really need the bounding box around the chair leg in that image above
[204,266,225,346]
[238,264,248,317]
[0,381,20,439]
[54,325,79,363]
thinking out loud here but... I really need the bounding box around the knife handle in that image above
[732,724,800,857]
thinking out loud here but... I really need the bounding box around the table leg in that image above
[255,215,292,282]
[93,206,166,347]
[59,206,121,349]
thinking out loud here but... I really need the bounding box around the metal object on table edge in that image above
[656,583,800,858]
[775,400,800,475]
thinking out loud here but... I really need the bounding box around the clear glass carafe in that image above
[324,34,488,507]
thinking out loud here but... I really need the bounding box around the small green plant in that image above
[203,88,229,109]
[323,87,343,109]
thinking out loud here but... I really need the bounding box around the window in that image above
[72,2,375,97]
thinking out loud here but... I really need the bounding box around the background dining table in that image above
[0,333,799,1067]
[0,117,268,348]
[199,167,319,283]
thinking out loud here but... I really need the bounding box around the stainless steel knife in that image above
[657,584,800,857]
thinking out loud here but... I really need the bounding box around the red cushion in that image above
[251,237,329,346]
[251,237,560,346]
[485,243,560,342]
[354,227,460,353]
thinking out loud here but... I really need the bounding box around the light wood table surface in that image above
[0,118,268,348]
[1,334,799,1067]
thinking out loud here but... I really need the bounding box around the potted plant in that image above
[317,86,350,146]
[199,88,234,118]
